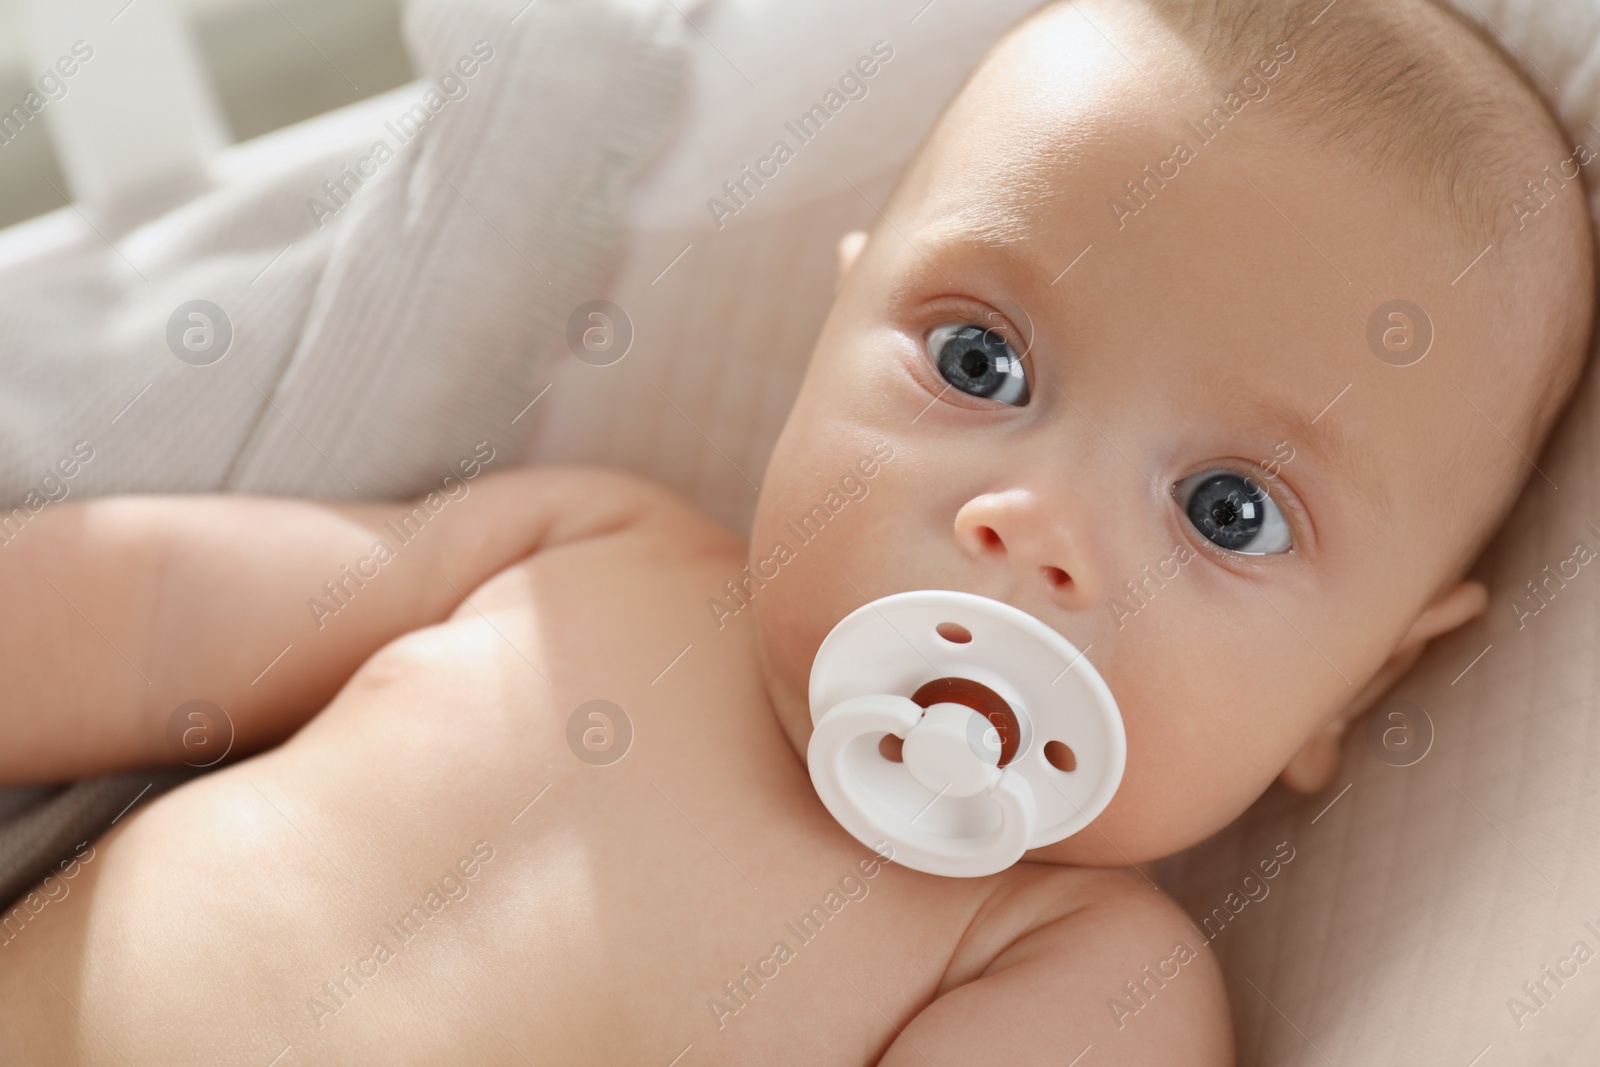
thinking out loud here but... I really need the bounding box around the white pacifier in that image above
[807,590,1125,878]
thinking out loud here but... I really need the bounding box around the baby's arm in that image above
[0,465,659,784]
[880,870,1233,1066]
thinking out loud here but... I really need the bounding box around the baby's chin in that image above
[1025,827,1172,869]
[1024,822,1191,870]
[1028,766,1285,869]
[749,603,825,758]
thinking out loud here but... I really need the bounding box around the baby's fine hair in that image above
[1142,0,1576,249]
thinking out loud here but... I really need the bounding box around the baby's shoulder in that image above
[926,864,1233,1064]
[550,464,742,542]
[953,863,1216,972]
[457,463,744,556]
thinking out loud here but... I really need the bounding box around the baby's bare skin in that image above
[0,469,1222,1065]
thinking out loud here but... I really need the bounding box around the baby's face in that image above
[753,3,1535,864]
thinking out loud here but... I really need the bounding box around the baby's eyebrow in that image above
[912,206,1039,251]
[1230,386,1393,525]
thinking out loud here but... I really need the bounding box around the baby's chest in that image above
[468,817,980,1064]
[321,544,992,1060]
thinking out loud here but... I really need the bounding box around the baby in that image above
[0,0,1592,1062]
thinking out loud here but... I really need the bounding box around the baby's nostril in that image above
[1042,565,1071,589]
[977,526,1004,552]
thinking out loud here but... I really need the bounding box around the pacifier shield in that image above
[807,590,1125,877]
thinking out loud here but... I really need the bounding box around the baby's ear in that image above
[1277,578,1488,795]
[1397,578,1490,654]
[836,230,868,285]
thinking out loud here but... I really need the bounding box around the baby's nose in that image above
[953,489,1100,607]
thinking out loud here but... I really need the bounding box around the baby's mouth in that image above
[804,590,1125,878]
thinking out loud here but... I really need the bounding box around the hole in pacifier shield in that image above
[1366,300,1432,367]
[1043,740,1076,772]
[566,699,633,766]
[1365,697,1433,767]
[166,700,235,768]
[166,300,234,366]
[566,300,632,367]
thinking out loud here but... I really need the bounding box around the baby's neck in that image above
[750,622,816,774]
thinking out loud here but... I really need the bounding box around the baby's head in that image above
[752,0,1595,865]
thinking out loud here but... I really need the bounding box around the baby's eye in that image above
[926,323,1029,406]
[1175,470,1292,555]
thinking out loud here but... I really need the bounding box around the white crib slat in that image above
[9,0,229,211]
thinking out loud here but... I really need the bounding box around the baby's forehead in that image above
[898,12,1257,241]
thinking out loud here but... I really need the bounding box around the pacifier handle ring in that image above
[809,693,1037,878]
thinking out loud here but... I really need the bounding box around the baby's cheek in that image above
[1088,634,1303,855]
